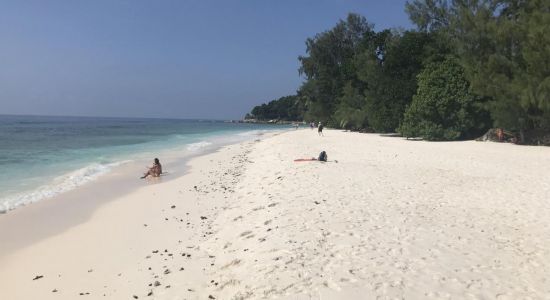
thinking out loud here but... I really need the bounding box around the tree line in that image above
[247,0,550,142]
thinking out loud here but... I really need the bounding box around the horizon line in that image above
[0,113,244,122]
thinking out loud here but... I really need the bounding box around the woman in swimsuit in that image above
[141,158,162,179]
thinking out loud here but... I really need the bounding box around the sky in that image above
[0,0,413,120]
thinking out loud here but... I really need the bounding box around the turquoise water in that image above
[0,115,282,212]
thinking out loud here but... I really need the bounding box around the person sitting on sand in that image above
[141,158,162,179]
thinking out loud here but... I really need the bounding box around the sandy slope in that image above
[1,129,549,299]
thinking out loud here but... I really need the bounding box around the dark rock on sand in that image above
[32,275,44,280]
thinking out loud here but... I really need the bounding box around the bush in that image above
[399,58,488,140]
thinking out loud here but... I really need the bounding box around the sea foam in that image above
[186,141,213,151]
[0,161,129,213]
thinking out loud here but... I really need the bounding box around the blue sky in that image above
[0,0,413,119]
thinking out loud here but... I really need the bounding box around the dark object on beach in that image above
[154,281,161,287]
[294,151,329,162]
[318,151,327,162]
[141,158,162,179]
[200,216,207,220]
[147,290,153,296]
[32,275,44,280]
[52,289,58,293]
[171,205,176,209]
[133,295,138,299]
[208,295,216,299]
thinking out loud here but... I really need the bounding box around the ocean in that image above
[0,115,284,213]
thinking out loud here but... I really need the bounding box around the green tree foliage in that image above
[357,30,436,132]
[399,58,489,140]
[407,0,550,138]
[333,83,368,129]
[405,0,450,32]
[248,5,549,142]
[249,95,304,121]
[298,13,375,125]
[454,0,550,135]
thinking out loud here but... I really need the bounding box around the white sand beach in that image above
[1,129,549,299]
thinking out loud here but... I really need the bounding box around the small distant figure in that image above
[141,158,162,179]
[318,122,324,136]
[310,122,315,130]
[293,123,299,130]
[496,128,504,142]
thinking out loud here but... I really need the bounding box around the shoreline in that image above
[0,130,282,258]
[1,129,549,299]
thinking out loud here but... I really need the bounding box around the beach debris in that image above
[314,201,321,205]
[147,290,153,296]
[208,295,216,299]
[87,269,93,273]
[164,269,171,275]
[200,216,207,220]
[79,292,90,295]
[171,205,176,209]
[32,275,44,280]
[133,295,138,299]
[52,289,58,293]
[154,281,161,287]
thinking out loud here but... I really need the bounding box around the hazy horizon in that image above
[1,1,413,120]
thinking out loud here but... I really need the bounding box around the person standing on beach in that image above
[141,158,162,179]
[318,122,324,136]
